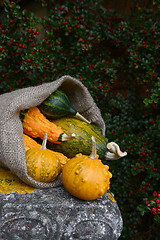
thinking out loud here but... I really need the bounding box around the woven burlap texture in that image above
[0,75,105,188]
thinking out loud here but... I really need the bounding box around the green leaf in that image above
[154,215,160,223]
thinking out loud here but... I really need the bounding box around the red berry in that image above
[152,207,157,215]
[141,152,146,156]
[157,203,160,208]
[145,200,149,205]
[153,191,157,197]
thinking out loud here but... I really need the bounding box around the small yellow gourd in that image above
[23,134,69,168]
[26,133,61,183]
[62,136,112,201]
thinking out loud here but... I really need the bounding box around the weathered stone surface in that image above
[0,187,123,240]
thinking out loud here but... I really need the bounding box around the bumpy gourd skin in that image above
[62,153,112,201]
[23,134,41,148]
[22,106,66,144]
[23,134,70,168]
[26,147,61,183]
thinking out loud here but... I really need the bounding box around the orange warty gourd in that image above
[52,151,70,168]
[22,106,75,144]
[23,134,41,148]
[62,136,112,201]
[26,133,61,183]
[23,134,70,168]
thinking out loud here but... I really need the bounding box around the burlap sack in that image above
[0,75,105,188]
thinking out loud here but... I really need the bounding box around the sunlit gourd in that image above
[21,106,75,144]
[62,136,112,201]
[23,133,41,148]
[26,133,61,183]
[23,134,70,168]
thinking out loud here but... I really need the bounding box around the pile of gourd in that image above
[22,90,112,201]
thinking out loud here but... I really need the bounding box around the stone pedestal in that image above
[0,187,123,239]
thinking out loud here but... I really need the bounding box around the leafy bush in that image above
[0,0,160,239]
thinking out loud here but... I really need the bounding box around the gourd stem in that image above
[40,133,48,150]
[75,112,91,124]
[105,142,127,160]
[61,133,76,141]
[89,136,97,160]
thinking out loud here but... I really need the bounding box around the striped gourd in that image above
[47,117,108,163]
[38,90,90,124]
